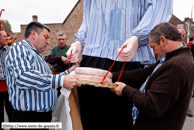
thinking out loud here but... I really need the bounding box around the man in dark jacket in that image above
[110,23,194,130]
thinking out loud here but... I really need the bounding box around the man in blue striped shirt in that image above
[5,22,81,124]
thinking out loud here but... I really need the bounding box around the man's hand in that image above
[52,63,58,67]
[110,82,126,96]
[66,41,82,63]
[63,75,81,90]
[69,65,80,73]
[61,56,69,65]
[118,36,139,61]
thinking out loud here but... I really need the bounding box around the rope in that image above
[68,46,126,84]
[117,61,125,82]
[68,50,72,74]
[100,45,126,84]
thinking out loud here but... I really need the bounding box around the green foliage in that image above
[3,19,11,30]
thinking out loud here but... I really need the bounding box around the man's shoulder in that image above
[9,40,35,53]
[190,44,194,48]
[66,44,71,47]
[51,45,58,49]
[65,44,71,49]
[169,53,194,67]
[9,41,22,49]
[6,41,30,58]
[4,45,9,49]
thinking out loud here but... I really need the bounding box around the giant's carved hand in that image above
[118,36,139,61]
[66,41,82,63]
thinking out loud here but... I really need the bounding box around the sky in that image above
[0,0,194,33]
[0,0,78,32]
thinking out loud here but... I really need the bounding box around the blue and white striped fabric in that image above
[75,0,173,65]
[132,55,165,125]
[5,39,68,112]
[0,45,9,81]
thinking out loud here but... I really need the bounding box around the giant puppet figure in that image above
[67,0,173,130]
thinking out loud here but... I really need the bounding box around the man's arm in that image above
[121,62,188,118]
[131,0,173,46]
[112,62,158,88]
[46,55,74,67]
[5,44,62,91]
[46,55,62,65]
[6,44,80,91]
[74,0,92,48]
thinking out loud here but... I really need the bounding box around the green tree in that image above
[3,19,11,30]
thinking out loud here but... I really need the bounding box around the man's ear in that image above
[64,37,67,42]
[31,30,36,39]
[160,36,167,47]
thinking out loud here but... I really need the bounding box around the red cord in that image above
[68,50,72,74]
[67,46,126,83]
[68,51,80,74]
[117,61,125,82]
[100,45,126,84]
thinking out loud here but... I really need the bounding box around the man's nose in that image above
[47,40,51,45]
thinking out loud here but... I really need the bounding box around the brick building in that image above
[14,0,83,57]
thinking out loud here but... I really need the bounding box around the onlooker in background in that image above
[177,28,186,45]
[111,23,194,130]
[0,28,13,130]
[187,37,194,47]
[46,32,74,73]
[46,32,75,96]
[5,22,81,128]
